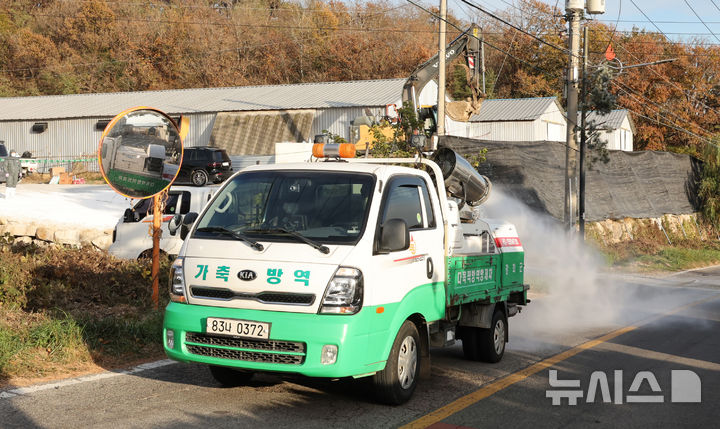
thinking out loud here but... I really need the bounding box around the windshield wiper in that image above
[196,227,264,251]
[246,228,330,254]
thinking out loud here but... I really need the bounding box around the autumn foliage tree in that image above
[1,0,720,158]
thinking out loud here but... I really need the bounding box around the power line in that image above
[607,35,720,119]
[0,35,329,74]
[683,0,720,45]
[595,19,720,24]
[455,0,573,57]
[404,0,553,76]
[612,80,715,138]
[47,0,411,15]
[29,13,448,33]
[627,0,670,41]
[625,107,718,149]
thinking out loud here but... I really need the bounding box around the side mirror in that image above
[378,218,409,253]
[123,208,133,223]
[180,212,199,240]
[168,214,182,236]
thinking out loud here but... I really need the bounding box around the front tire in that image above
[191,169,209,186]
[208,365,254,387]
[372,320,420,405]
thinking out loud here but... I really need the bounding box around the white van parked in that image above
[108,185,217,259]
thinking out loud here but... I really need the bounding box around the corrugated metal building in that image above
[446,97,567,142]
[0,79,407,163]
[581,109,635,151]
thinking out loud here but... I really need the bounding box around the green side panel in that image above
[446,252,526,305]
[446,254,499,305]
[163,282,447,378]
[499,251,525,288]
[107,168,167,195]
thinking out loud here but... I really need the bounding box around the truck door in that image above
[367,175,445,317]
[114,191,182,258]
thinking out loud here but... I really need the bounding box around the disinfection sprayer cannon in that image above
[432,148,491,207]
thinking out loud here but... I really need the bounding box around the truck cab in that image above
[163,149,528,404]
[108,185,217,259]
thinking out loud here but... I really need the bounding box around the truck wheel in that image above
[192,169,209,186]
[478,309,506,363]
[461,327,482,361]
[462,309,506,363]
[372,320,420,405]
[208,365,254,387]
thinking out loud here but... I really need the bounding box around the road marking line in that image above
[596,342,720,371]
[0,359,177,400]
[401,293,720,429]
[401,326,637,429]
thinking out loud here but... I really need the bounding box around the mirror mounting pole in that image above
[151,191,166,310]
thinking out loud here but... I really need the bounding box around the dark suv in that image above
[0,142,8,184]
[176,146,232,186]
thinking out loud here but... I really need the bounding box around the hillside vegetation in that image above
[1,0,719,156]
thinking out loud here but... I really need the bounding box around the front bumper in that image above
[163,302,386,378]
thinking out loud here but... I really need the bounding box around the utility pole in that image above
[437,0,447,136]
[480,28,486,94]
[579,26,589,239]
[564,2,582,229]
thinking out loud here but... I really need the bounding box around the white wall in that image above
[593,117,634,152]
[454,102,567,142]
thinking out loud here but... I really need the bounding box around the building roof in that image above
[0,78,407,121]
[469,97,562,122]
[581,109,635,133]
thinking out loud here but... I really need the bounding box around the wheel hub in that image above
[397,336,417,389]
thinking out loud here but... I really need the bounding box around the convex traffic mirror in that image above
[99,107,183,199]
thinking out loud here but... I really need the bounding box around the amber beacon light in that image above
[313,143,356,159]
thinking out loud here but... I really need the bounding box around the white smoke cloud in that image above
[477,187,629,352]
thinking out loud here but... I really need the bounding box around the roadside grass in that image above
[591,237,720,273]
[0,238,170,385]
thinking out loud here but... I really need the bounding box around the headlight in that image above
[169,257,187,303]
[319,267,363,314]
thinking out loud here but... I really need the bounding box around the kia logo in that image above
[237,270,257,281]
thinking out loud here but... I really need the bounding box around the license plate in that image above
[206,317,270,340]
[222,162,230,166]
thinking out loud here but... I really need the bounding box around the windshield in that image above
[194,170,375,244]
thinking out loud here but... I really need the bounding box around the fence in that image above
[25,155,100,175]
[441,136,702,222]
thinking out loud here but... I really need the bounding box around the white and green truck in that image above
[163,146,529,404]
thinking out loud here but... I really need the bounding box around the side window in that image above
[163,193,180,215]
[382,185,424,230]
[481,231,496,253]
[132,198,153,220]
[419,182,436,228]
[179,191,191,214]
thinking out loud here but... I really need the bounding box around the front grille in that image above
[190,286,314,306]
[191,287,234,299]
[257,292,314,305]
[186,332,305,353]
[187,345,305,365]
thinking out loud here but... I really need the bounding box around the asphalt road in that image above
[2,268,719,429]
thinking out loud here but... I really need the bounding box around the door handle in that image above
[426,257,434,279]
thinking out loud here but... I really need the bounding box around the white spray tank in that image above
[432,147,492,207]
